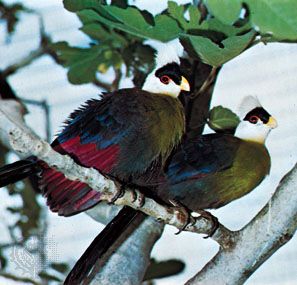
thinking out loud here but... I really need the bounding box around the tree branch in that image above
[89,216,164,285]
[2,95,295,285]
[187,164,297,284]
[0,99,233,246]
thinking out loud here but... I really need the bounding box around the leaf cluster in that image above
[51,0,297,85]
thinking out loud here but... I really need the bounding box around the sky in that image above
[0,1,296,284]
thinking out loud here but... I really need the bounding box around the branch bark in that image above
[187,164,297,284]
[0,99,232,243]
[89,216,164,285]
[1,98,296,284]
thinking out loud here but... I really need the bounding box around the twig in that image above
[111,68,122,91]
[190,66,220,99]
[20,98,52,142]
[93,78,113,92]
[2,47,45,78]
[1,15,56,78]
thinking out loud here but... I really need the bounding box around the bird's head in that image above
[142,45,190,98]
[235,96,278,144]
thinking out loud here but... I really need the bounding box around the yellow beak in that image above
[180,76,190,92]
[267,116,278,129]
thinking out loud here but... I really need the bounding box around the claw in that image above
[169,199,195,235]
[137,191,146,208]
[109,184,125,204]
[130,189,145,208]
[196,209,219,238]
[130,188,137,203]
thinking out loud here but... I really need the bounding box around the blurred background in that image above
[0,0,296,284]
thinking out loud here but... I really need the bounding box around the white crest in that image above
[142,43,185,97]
[155,44,180,69]
[235,96,276,144]
[237,95,262,119]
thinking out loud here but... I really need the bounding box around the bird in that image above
[0,45,190,284]
[0,45,190,215]
[157,95,278,211]
[65,96,277,284]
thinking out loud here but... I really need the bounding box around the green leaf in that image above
[111,0,128,8]
[204,0,242,25]
[51,42,122,84]
[185,30,255,66]
[50,262,69,273]
[144,258,185,281]
[77,5,182,42]
[168,2,250,37]
[63,0,103,12]
[80,23,128,46]
[168,1,201,30]
[208,106,240,132]
[246,0,297,41]
[167,1,253,65]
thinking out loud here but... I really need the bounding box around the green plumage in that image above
[199,140,270,209]
[159,135,271,211]
[112,89,185,182]
[56,88,185,186]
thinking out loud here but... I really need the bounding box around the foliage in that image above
[1,0,297,284]
[204,0,297,41]
[144,258,185,281]
[208,105,240,133]
[50,0,297,85]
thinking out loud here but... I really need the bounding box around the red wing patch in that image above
[40,167,102,216]
[39,137,120,216]
[57,137,120,173]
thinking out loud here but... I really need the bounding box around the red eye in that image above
[249,116,259,124]
[160,75,170,84]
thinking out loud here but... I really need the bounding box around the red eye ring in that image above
[249,115,259,124]
[160,75,170,84]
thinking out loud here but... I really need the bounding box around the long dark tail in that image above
[0,157,39,187]
[64,206,146,285]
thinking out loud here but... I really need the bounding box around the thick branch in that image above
[0,100,233,246]
[187,163,297,284]
[89,216,164,285]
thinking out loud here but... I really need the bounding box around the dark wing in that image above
[166,133,240,185]
[39,89,167,216]
[40,92,135,216]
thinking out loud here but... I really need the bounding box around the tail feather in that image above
[0,157,39,187]
[64,206,146,285]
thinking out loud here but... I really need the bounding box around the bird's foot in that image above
[109,183,146,208]
[131,190,146,208]
[169,199,196,235]
[109,183,126,204]
[196,209,219,238]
